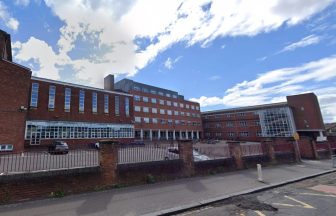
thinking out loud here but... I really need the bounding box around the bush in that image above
[146,174,156,184]
[49,190,65,198]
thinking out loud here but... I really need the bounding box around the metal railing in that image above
[241,143,263,156]
[0,149,99,175]
[118,143,179,164]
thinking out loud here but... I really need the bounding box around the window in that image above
[134,95,141,101]
[48,85,56,109]
[151,98,157,103]
[255,121,260,126]
[166,101,171,106]
[158,91,164,96]
[160,109,165,114]
[30,83,39,107]
[92,92,97,113]
[143,97,149,102]
[115,96,120,116]
[143,107,149,113]
[125,97,130,116]
[186,112,190,117]
[173,102,178,107]
[215,123,222,128]
[134,106,141,112]
[152,118,158,124]
[186,104,190,109]
[172,95,177,99]
[237,112,245,117]
[152,108,158,113]
[63,88,71,111]
[168,119,173,125]
[174,111,179,115]
[196,106,199,110]
[256,132,263,137]
[143,117,150,123]
[191,105,195,110]
[160,119,166,124]
[166,93,171,97]
[143,88,149,93]
[104,95,109,114]
[181,112,185,116]
[79,90,85,112]
[226,122,234,127]
[228,132,235,137]
[135,117,141,123]
[159,99,164,105]
[0,144,13,152]
[180,103,184,108]
[167,110,172,115]
[150,89,157,94]
[240,132,249,137]
[133,86,140,91]
[239,121,247,127]
[175,120,180,125]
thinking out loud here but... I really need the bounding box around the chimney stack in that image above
[104,74,115,91]
[0,30,12,61]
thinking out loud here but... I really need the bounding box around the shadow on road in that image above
[76,191,113,215]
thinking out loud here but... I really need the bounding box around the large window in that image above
[143,97,149,102]
[25,120,134,140]
[134,106,141,112]
[151,98,157,103]
[125,97,130,116]
[92,92,98,113]
[79,90,85,112]
[104,94,109,114]
[48,85,56,109]
[134,95,141,101]
[115,96,120,116]
[143,107,149,113]
[152,108,157,113]
[135,117,141,123]
[30,83,39,107]
[64,88,71,111]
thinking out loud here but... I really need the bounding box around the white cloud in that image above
[280,34,321,53]
[164,56,182,70]
[12,0,334,86]
[208,75,221,81]
[15,0,30,6]
[190,55,336,122]
[0,2,20,30]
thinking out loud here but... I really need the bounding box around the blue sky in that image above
[1,0,336,122]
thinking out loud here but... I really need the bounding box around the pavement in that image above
[0,159,335,216]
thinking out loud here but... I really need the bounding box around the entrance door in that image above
[30,132,41,145]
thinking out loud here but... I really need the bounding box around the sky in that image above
[1,0,336,122]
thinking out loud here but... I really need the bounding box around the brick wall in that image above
[0,60,31,153]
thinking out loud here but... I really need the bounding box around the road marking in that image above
[300,192,336,198]
[255,210,266,216]
[272,195,315,209]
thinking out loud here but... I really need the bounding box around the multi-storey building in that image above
[115,79,203,141]
[202,93,326,142]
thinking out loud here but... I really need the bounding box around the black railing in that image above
[0,149,99,175]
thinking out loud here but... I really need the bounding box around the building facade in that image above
[115,79,203,141]
[202,93,326,142]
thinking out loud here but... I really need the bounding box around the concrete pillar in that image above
[173,130,176,140]
[140,129,143,140]
[228,141,244,170]
[158,129,161,140]
[149,129,152,141]
[166,130,168,140]
[191,130,194,139]
[99,140,119,185]
[186,130,188,139]
[180,131,182,139]
[196,131,199,139]
[178,139,195,176]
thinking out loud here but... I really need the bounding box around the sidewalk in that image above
[0,160,335,216]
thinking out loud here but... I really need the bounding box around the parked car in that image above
[48,141,69,154]
[164,147,210,161]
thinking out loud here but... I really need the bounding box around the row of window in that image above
[204,121,260,128]
[134,106,200,118]
[205,132,262,137]
[133,86,179,99]
[25,121,134,141]
[203,112,257,119]
[134,95,199,110]
[134,117,201,126]
[30,83,130,116]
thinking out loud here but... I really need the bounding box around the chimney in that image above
[104,74,114,91]
[0,30,12,61]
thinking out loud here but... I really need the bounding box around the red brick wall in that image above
[0,60,31,153]
[287,93,324,131]
[28,79,133,124]
[298,136,316,159]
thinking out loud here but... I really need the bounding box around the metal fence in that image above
[241,143,264,156]
[0,149,99,175]
[118,143,179,164]
[193,143,231,160]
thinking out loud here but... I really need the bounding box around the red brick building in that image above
[202,93,326,142]
[115,79,203,140]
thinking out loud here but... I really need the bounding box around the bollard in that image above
[257,164,263,182]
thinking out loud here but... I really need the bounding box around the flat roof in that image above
[32,76,133,97]
[201,102,288,115]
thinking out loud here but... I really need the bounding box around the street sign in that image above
[293,132,300,141]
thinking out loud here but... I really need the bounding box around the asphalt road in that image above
[175,172,336,216]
